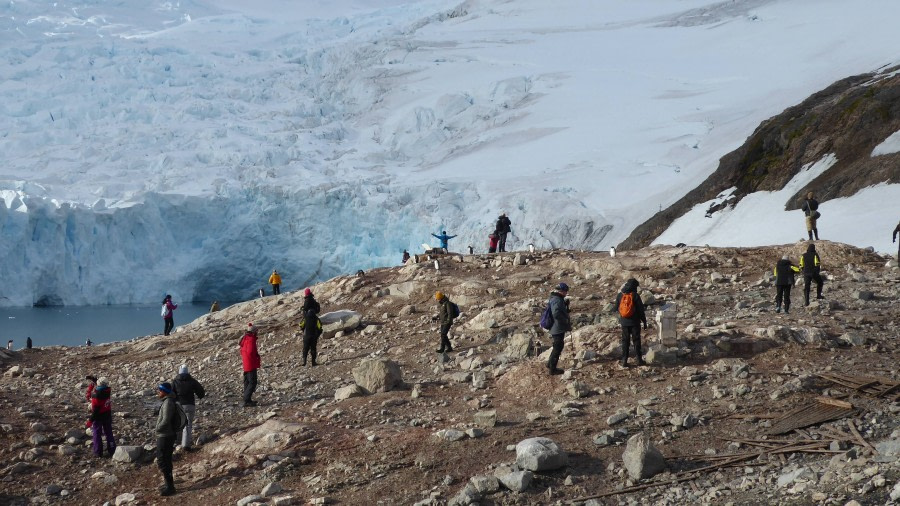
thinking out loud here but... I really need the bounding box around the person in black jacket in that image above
[495,213,512,252]
[774,255,801,313]
[614,278,648,367]
[434,291,457,353]
[546,282,572,375]
[300,309,324,366]
[302,288,321,315]
[172,365,205,450]
[799,243,824,306]
[801,191,820,240]
[893,221,900,260]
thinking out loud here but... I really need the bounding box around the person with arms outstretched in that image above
[431,230,456,252]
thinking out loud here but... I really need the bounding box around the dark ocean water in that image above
[0,302,233,348]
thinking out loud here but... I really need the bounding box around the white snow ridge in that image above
[2,0,900,306]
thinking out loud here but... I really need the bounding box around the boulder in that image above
[334,384,366,401]
[470,475,500,494]
[352,358,402,393]
[515,437,568,472]
[112,445,143,463]
[503,333,533,359]
[473,410,497,428]
[498,470,533,492]
[622,433,666,480]
[210,420,308,457]
[320,310,362,337]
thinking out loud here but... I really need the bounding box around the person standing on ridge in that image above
[546,282,571,375]
[154,382,179,496]
[300,309,323,366]
[172,364,205,451]
[85,339,93,347]
[893,220,900,259]
[431,230,456,252]
[239,323,261,407]
[774,255,800,314]
[161,295,177,336]
[268,269,282,295]
[26,337,32,349]
[89,377,116,458]
[800,243,824,306]
[302,288,321,315]
[495,213,512,252]
[434,291,457,353]
[614,278,648,368]
[402,250,410,264]
[801,191,820,240]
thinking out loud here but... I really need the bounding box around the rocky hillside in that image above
[621,67,900,250]
[1,243,900,505]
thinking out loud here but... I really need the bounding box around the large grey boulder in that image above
[503,333,533,359]
[515,437,568,472]
[112,445,143,463]
[622,433,666,480]
[352,358,402,393]
[320,310,362,338]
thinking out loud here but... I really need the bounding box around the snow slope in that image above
[2,0,899,306]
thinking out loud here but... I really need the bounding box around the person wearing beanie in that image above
[155,382,179,496]
[239,324,261,407]
[546,282,572,375]
[161,294,178,336]
[801,191,820,240]
[614,279,647,368]
[799,243,824,306]
[434,291,458,353]
[89,377,116,457]
[774,255,801,313]
[172,364,206,450]
[302,288,321,316]
[268,269,282,295]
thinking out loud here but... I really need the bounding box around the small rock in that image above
[607,412,628,426]
[262,482,283,497]
[115,492,137,505]
[237,495,265,506]
[473,410,497,428]
[622,433,666,480]
[498,470,533,492]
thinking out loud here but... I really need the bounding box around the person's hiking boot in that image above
[816,295,825,300]
[243,400,257,407]
[636,358,647,366]
[784,307,790,314]
[311,360,317,366]
[435,349,445,353]
[301,359,306,366]
[775,306,781,313]
[549,368,564,376]
[619,359,629,369]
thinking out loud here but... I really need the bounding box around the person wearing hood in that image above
[155,382,179,496]
[402,250,410,264]
[302,288,321,315]
[89,377,116,457]
[614,278,648,367]
[434,291,458,353]
[801,191,820,240]
[431,230,457,252]
[774,255,801,313]
[299,309,324,366]
[546,282,572,375]
[893,220,900,260]
[161,295,177,336]
[239,324,261,407]
[268,269,282,295]
[495,213,512,252]
[799,243,824,306]
[85,374,98,403]
[172,364,206,450]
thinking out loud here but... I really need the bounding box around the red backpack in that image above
[619,292,635,318]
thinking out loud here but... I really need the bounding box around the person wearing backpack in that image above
[172,364,205,451]
[155,382,181,496]
[89,377,117,457]
[801,191,820,241]
[161,295,177,336]
[614,278,647,368]
[774,255,801,314]
[302,288,321,315]
[299,309,324,366]
[434,291,458,353]
[546,282,572,375]
[799,243,824,306]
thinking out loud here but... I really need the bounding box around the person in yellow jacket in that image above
[268,270,282,295]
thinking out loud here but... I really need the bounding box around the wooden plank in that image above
[816,397,854,409]
[847,420,876,453]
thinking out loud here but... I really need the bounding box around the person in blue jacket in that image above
[431,230,457,251]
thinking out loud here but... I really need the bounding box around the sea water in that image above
[0,302,232,348]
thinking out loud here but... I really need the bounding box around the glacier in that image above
[2,0,900,306]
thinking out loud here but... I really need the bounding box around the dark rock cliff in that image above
[620,67,900,250]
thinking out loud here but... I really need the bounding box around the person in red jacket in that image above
[162,295,178,336]
[488,233,499,254]
[85,375,98,403]
[89,377,116,457]
[239,323,261,407]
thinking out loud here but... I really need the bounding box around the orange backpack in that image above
[619,292,635,318]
